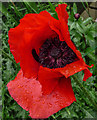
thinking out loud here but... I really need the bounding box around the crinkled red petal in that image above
[56,60,86,78]
[83,69,92,81]
[54,4,77,55]
[7,70,76,119]
[8,11,57,78]
[50,4,93,81]
[55,4,69,23]
[55,59,93,81]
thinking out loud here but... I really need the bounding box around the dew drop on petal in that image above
[48,103,52,108]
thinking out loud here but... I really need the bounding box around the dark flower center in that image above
[38,36,78,69]
[32,36,78,69]
[50,47,61,58]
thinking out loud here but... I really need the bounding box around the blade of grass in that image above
[23,1,38,13]
[9,0,23,18]
[80,0,91,17]
[0,3,18,25]
[27,2,39,13]
[65,107,71,116]
[48,1,58,19]
[48,1,55,12]
[2,83,5,120]
[51,114,56,119]
[22,1,32,13]
[75,102,94,118]
[85,0,89,7]
[18,8,26,11]
[72,75,97,111]
[1,49,19,68]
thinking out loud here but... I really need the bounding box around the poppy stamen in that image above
[33,36,78,69]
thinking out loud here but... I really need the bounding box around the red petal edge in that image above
[83,69,92,81]
[8,11,57,79]
[7,70,76,119]
[55,60,93,81]
[53,4,93,81]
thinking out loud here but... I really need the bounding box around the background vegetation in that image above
[0,1,97,120]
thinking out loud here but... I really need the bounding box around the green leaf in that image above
[73,3,77,14]
[76,22,84,33]
[83,17,92,25]
[70,22,76,30]
[84,47,95,61]
[69,8,74,21]
[87,53,95,61]
[68,19,73,26]
[78,20,87,33]
[87,33,94,40]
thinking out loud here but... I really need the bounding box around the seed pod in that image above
[74,13,80,20]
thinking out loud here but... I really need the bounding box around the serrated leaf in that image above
[76,22,84,33]
[83,17,92,25]
[68,19,73,26]
[78,20,87,33]
[70,22,76,30]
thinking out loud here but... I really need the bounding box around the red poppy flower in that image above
[7,4,93,119]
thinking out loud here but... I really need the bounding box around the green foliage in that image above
[1,2,96,120]
[73,3,77,14]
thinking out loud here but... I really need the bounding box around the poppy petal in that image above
[83,69,92,81]
[7,70,76,119]
[30,77,76,118]
[55,4,69,23]
[38,66,63,95]
[8,12,57,78]
[50,4,93,81]
[55,59,93,81]
[8,28,40,78]
[49,4,78,60]
[7,70,42,111]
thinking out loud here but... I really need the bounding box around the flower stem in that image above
[72,75,97,110]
